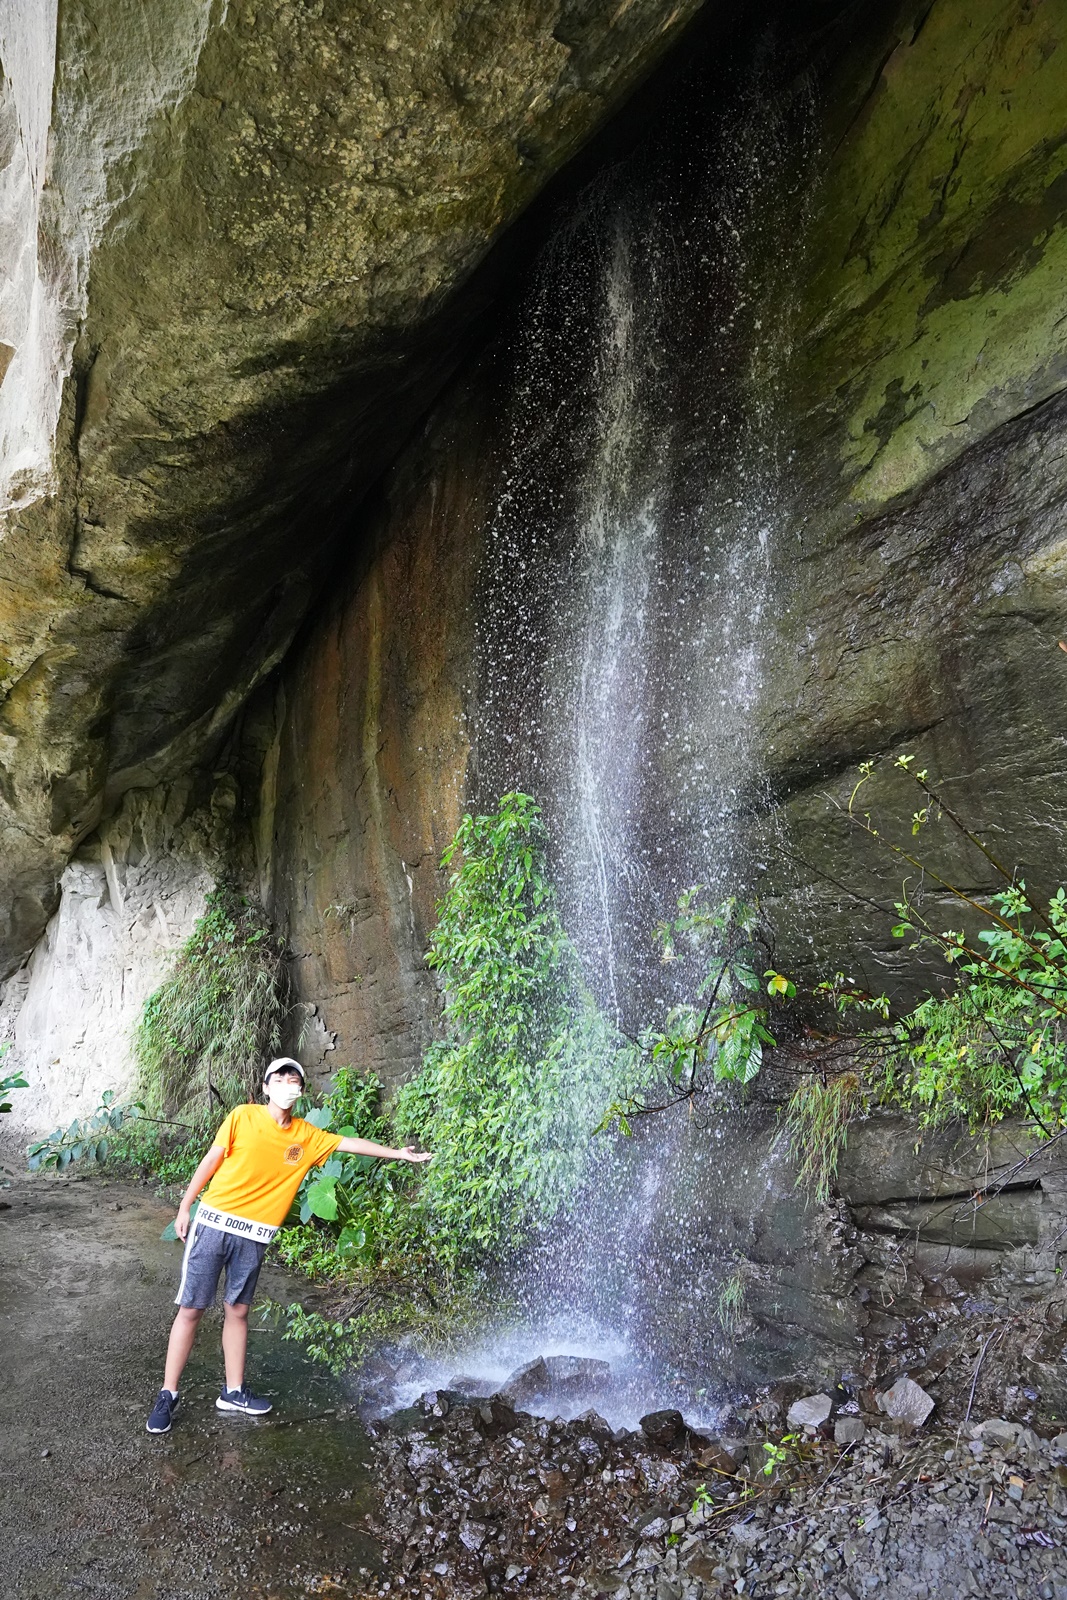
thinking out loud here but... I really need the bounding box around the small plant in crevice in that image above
[760,1432,806,1479]
[714,1262,747,1335]
[783,1071,865,1205]
[134,882,290,1119]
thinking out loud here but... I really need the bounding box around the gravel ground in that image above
[365,1389,1067,1600]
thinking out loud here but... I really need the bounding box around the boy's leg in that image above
[215,1237,271,1413]
[159,1221,224,1395]
[163,1306,204,1393]
[221,1302,249,1392]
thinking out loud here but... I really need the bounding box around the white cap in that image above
[263,1057,306,1087]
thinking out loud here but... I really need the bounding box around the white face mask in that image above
[266,1078,302,1111]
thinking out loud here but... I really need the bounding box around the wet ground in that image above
[0,1173,380,1600]
[8,1170,1067,1600]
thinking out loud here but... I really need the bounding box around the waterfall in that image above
[0,1,61,509]
[561,216,665,1025]
[430,55,822,1423]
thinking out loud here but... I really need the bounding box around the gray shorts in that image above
[175,1220,267,1309]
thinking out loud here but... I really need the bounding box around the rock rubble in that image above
[363,1385,1067,1599]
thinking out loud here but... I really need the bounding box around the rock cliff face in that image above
[0,0,706,986]
[0,776,235,1132]
[243,383,494,1085]
[6,0,1067,1386]
[228,0,1067,1385]
[249,0,1067,1074]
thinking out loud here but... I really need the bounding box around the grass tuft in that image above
[134,883,290,1119]
[785,1071,862,1204]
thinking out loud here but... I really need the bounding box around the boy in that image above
[146,1056,431,1434]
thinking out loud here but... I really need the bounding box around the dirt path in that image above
[0,1172,380,1600]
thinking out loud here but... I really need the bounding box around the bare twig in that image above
[965,1328,1005,1425]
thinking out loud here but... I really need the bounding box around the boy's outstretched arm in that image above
[174,1145,226,1240]
[335,1135,432,1163]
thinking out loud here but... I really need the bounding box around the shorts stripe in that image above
[174,1216,204,1306]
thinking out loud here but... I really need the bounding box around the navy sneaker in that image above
[216,1386,272,1417]
[146,1389,180,1434]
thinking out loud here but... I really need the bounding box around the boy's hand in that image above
[400,1146,432,1164]
[175,1203,193,1241]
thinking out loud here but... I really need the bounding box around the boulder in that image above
[495,1357,551,1410]
[496,1354,611,1410]
[978,1418,1021,1449]
[877,1378,935,1429]
[834,1417,866,1446]
[458,1518,488,1552]
[543,1355,613,1400]
[447,1375,493,1400]
[698,1441,740,1477]
[639,1409,686,1448]
[786,1394,833,1431]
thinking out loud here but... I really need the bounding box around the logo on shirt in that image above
[283,1144,303,1165]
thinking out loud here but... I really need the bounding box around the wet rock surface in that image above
[365,1383,1067,1599]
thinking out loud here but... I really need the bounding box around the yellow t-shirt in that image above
[200,1104,343,1227]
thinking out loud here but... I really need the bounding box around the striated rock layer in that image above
[0,0,707,981]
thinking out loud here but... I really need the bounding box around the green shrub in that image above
[834,756,1067,1135]
[134,883,289,1117]
[287,1067,418,1272]
[882,883,1067,1132]
[392,792,627,1264]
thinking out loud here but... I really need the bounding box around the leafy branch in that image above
[27,1090,144,1172]
[597,890,795,1135]
[826,754,1067,1137]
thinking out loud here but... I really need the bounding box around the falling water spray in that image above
[426,48,824,1424]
